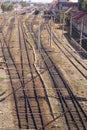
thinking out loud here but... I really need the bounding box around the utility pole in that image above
[70,15,72,37]
[49,16,53,47]
[62,13,65,38]
[80,18,83,47]
[38,21,41,53]
[60,12,62,24]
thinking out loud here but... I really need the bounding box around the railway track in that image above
[1,31,22,128]
[1,13,87,130]
[1,16,38,129]
[46,24,87,80]
[18,18,42,129]
[1,18,38,129]
[19,18,57,129]
[5,17,15,43]
[40,43,87,130]
[29,16,87,130]
[0,15,59,130]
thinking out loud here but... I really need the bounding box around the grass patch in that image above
[0,87,3,93]
[0,87,4,95]
[76,80,83,87]
[0,77,6,82]
[0,63,2,66]
[21,122,28,127]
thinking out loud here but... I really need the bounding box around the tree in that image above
[79,0,87,11]
[1,3,13,11]
[20,1,26,7]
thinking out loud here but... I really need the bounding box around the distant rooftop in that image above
[72,11,87,19]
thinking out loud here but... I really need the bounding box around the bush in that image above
[1,3,13,11]
[79,0,87,11]
[20,1,26,7]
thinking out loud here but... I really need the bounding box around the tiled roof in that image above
[50,0,58,8]
[72,11,87,19]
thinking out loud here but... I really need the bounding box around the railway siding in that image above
[0,12,87,130]
[41,22,87,98]
[30,16,87,129]
[25,21,67,129]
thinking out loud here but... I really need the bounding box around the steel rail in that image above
[46,24,87,79]
[41,43,87,130]
[1,28,36,129]
[29,19,87,129]
[1,41,21,128]
[21,20,46,130]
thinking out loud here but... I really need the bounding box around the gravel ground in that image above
[0,67,15,129]
[0,14,87,130]
[42,22,87,112]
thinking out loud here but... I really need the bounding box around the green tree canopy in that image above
[1,3,13,11]
[20,1,26,7]
[79,0,87,11]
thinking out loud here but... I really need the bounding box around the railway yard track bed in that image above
[0,12,87,130]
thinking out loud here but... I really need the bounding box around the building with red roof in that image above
[50,0,78,14]
[57,1,78,12]
[72,11,87,35]
[72,11,87,19]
